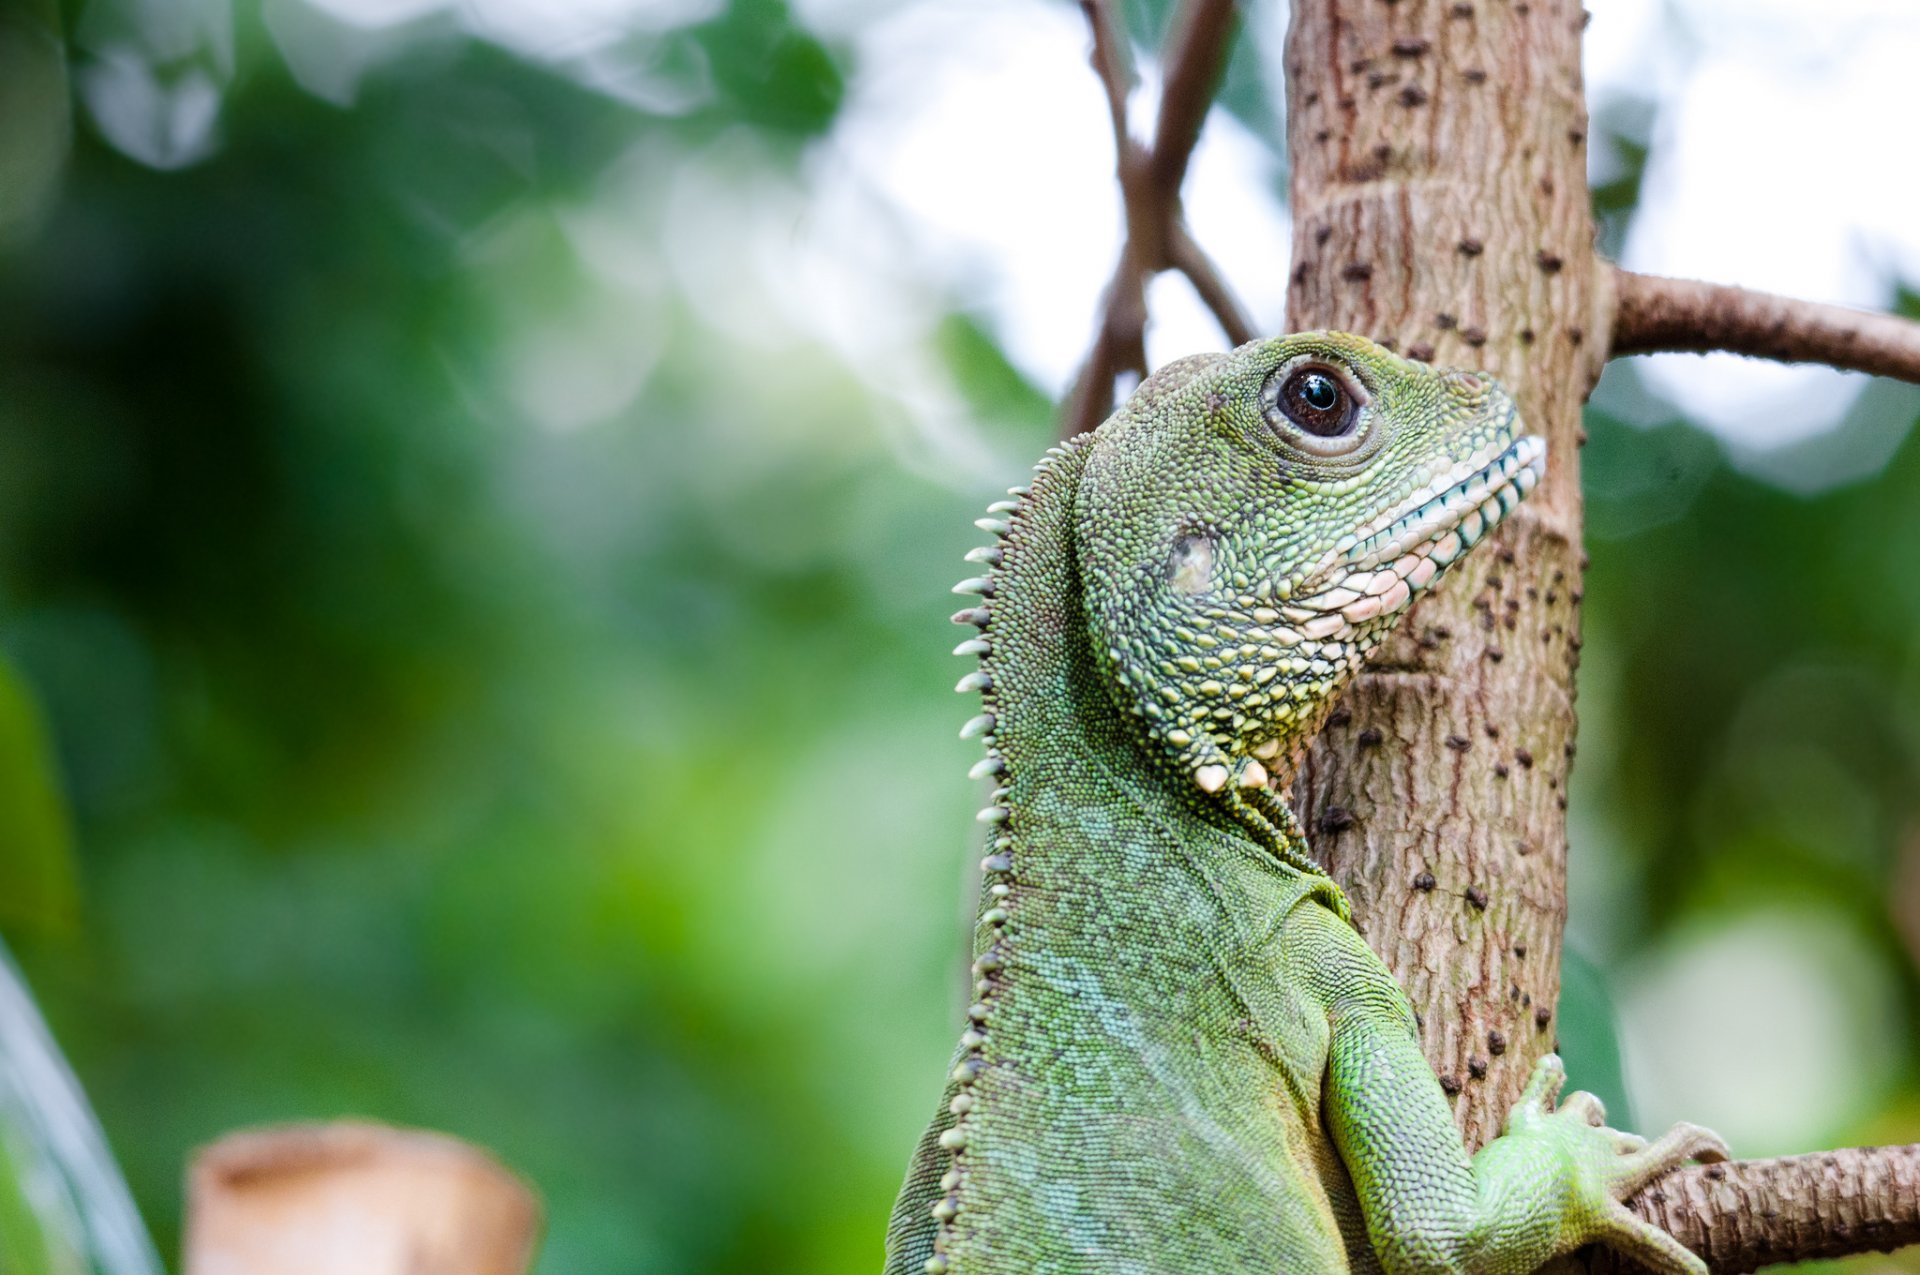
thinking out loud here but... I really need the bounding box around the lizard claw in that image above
[1614,1121,1730,1198]
[1583,1117,1727,1275]
[1507,1052,1567,1129]
[1495,1055,1726,1275]
[1587,1122,1727,1275]
[1592,1118,1728,1275]
[1596,1202,1709,1275]
[1558,1088,1606,1127]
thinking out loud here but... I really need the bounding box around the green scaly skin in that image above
[885,332,1727,1275]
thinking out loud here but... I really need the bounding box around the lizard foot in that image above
[1502,1054,1729,1275]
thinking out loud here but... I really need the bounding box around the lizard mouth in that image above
[1281,433,1547,633]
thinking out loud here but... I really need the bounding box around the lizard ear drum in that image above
[1167,533,1215,596]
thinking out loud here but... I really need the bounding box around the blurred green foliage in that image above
[0,1,1915,1272]
[0,1125,74,1275]
[0,654,79,934]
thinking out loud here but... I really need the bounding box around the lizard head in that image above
[1077,330,1545,797]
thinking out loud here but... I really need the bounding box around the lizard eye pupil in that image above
[1278,369,1356,437]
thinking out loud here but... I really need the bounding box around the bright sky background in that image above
[825,0,1920,462]
[202,0,1920,464]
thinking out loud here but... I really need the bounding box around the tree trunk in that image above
[1282,0,1600,1151]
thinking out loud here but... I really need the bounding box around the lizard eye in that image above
[1261,360,1371,456]
[1277,369,1357,437]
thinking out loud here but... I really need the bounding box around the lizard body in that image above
[885,333,1724,1275]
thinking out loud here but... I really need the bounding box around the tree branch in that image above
[1146,0,1238,195]
[1062,0,1252,436]
[1592,1144,1920,1274]
[1272,0,1919,1269]
[1080,0,1139,168]
[1061,251,1150,439]
[1168,220,1256,347]
[1610,267,1920,383]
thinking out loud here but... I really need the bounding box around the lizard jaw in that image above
[1280,433,1547,633]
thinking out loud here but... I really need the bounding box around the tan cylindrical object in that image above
[184,1122,541,1275]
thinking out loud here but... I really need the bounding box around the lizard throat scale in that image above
[885,332,1727,1275]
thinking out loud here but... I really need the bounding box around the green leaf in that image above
[0,0,70,250]
[0,657,76,935]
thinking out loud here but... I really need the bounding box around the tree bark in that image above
[1597,1146,1920,1274]
[1283,0,1600,1151]
[1611,267,1920,380]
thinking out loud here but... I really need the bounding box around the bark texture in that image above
[1283,0,1600,1149]
[1612,267,1920,380]
[1277,2,1920,1268]
[1596,1145,1920,1274]
[1064,0,1248,439]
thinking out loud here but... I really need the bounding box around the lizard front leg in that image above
[1287,901,1728,1275]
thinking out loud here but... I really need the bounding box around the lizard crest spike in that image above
[889,333,1722,1275]
[967,756,1005,781]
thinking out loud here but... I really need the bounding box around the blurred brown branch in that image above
[1062,0,1253,438]
[1610,267,1920,383]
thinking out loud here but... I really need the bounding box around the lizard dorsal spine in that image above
[930,436,1091,1273]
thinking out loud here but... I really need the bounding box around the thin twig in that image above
[1061,0,1255,436]
[1062,0,1151,438]
[1169,221,1257,346]
[1079,0,1137,165]
[1147,0,1239,195]
[1063,251,1151,438]
[1061,328,1122,442]
[1611,267,1920,383]
[1592,1144,1920,1274]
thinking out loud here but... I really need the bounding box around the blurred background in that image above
[0,0,1918,1269]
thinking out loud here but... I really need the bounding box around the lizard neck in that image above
[965,434,1342,899]
[966,434,1343,888]
[970,437,1232,863]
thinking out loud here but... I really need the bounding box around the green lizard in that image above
[885,331,1726,1275]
